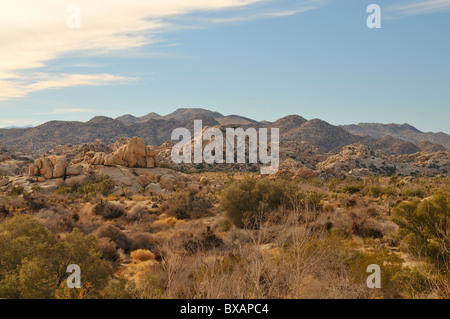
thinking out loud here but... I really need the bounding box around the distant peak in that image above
[88,116,115,123]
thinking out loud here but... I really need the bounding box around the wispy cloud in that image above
[193,0,324,25]
[0,0,267,101]
[265,7,317,17]
[51,108,93,114]
[0,73,136,100]
[389,0,450,16]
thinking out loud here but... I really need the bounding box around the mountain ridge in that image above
[341,122,450,149]
[0,108,448,155]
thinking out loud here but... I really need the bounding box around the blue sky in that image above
[0,0,449,133]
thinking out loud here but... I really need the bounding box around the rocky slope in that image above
[316,143,450,178]
[1,137,222,196]
[1,108,447,159]
[1,136,449,200]
[342,123,450,150]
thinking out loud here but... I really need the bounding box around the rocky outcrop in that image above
[315,143,450,177]
[274,158,318,180]
[316,143,395,177]
[28,155,82,180]
[88,137,158,168]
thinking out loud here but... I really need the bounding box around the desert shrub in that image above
[221,177,294,228]
[162,189,212,220]
[286,191,324,213]
[389,175,400,185]
[0,215,112,299]
[35,207,74,234]
[93,201,125,220]
[129,232,156,251]
[351,219,384,239]
[401,187,426,198]
[366,186,396,198]
[131,272,165,299]
[98,237,120,263]
[392,192,449,273]
[76,175,115,196]
[9,185,24,196]
[130,249,155,262]
[348,248,428,298]
[55,175,115,198]
[95,224,131,253]
[23,192,48,211]
[0,204,9,221]
[125,205,149,222]
[339,184,363,194]
[102,278,140,299]
[343,196,358,207]
[54,185,74,195]
[181,227,223,254]
[349,209,384,239]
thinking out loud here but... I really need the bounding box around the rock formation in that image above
[88,137,158,168]
[28,155,82,180]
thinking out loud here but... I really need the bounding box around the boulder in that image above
[39,184,59,193]
[40,158,53,179]
[28,155,83,180]
[136,169,161,182]
[97,166,134,188]
[145,183,165,195]
[66,166,83,176]
[104,154,117,166]
[65,175,88,187]
[34,158,43,169]
[146,156,156,168]
[159,174,175,191]
[90,152,106,166]
[111,137,158,168]
[137,175,150,187]
[52,156,68,178]
[28,164,39,176]
[0,178,10,187]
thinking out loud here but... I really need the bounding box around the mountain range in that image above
[0,108,448,155]
[341,123,450,149]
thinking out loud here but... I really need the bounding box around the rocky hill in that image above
[277,118,361,153]
[316,143,450,178]
[216,115,260,126]
[341,123,450,150]
[161,108,223,122]
[1,108,448,159]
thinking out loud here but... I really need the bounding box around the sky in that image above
[0,0,449,133]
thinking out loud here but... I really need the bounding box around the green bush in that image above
[401,187,426,198]
[220,177,293,228]
[0,215,113,299]
[93,201,125,220]
[339,185,363,194]
[392,192,449,273]
[162,189,212,220]
[56,175,115,197]
[348,248,429,298]
[10,185,24,196]
[366,186,396,198]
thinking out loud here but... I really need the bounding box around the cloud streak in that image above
[389,0,450,15]
[0,73,135,100]
[0,0,266,100]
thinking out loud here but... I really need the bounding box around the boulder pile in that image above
[28,155,82,180]
[89,137,158,168]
